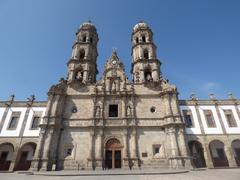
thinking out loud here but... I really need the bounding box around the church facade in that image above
[0,22,240,171]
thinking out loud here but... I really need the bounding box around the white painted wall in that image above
[0,107,27,137]
[180,106,202,134]
[23,107,46,137]
[219,105,240,134]
[198,106,223,134]
[0,107,5,125]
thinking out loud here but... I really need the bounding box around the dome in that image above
[79,21,96,30]
[133,21,149,32]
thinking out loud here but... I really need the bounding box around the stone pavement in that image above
[0,168,240,180]
[31,168,189,176]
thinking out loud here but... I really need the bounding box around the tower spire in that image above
[67,21,99,84]
[131,21,161,83]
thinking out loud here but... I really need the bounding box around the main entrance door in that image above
[105,138,122,169]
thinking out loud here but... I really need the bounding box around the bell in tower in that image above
[131,21,161,83]
[67,21,98,84]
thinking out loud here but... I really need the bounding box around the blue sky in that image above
[0,0,240,101]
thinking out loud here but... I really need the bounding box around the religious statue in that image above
[127,105,132,116]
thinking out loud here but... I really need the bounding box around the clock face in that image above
[112,60,117,65]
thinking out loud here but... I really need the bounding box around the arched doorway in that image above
[14,143,36,171]
[105,138,122,169]
[0,143,14,171]
[188,141,206,168]
[231,139,240,166]
[209,140,229,167]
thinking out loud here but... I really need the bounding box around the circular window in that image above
[150,106,156,113]
[72,107,78,113]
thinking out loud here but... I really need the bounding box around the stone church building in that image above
[0,22,240,171]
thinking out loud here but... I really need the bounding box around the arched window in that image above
[79,49,85,59]
[83,36,87,42]
[90,37,93,43]
[136,37,139,43]
[142,35,146,42]
[143,49,149,59]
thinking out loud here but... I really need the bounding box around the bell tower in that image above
[67,21,98,84]
[131,21,161,83]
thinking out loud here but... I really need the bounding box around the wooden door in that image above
[114,150,121,168]
[0,152,10,171]
[15,151,31,171]
[105,150,112,169]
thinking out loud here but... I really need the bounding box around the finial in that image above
[112,47,117,53]
[27,94,35,107]
[87,16,92,23]
[59,77,66,84]
[8,94,15,102]
[190,93,197,101]
[209,93,216,100]
[27,94,35,102]
[228,92,236,100]
[5,94,15,107]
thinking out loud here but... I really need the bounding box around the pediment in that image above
[97,51,130,91]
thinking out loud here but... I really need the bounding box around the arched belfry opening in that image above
[136,37,139,44]
[144,68,152,82]
[82,36,87,42]
[105,138,122,169]
[143,49,149,59]
[79,49,85,59]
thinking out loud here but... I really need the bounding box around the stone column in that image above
[122,130,129,168]
[225,142,237,167]
[40,128,54,171]
[8,145,19,171]
[177,128,192,168]
[89,130,96,170]
[30,129,45,171]
[129,129,137,160]
[178,130,187,156]
[152,70,158,81]
[163,94,172,123]
[166,127,180,168]
[95,132,102,168]
[203,142,214,168]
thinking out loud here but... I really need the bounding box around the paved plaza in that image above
[0,169,240,180]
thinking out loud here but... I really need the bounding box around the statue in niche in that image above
[76,71,83,81]
[146,73,153,82]
[111,68,117,77]
[88,75,92,82]
[95,106,101,117]
[127,105,132,116]
[112,81,116,92]
[135,72,140,83]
